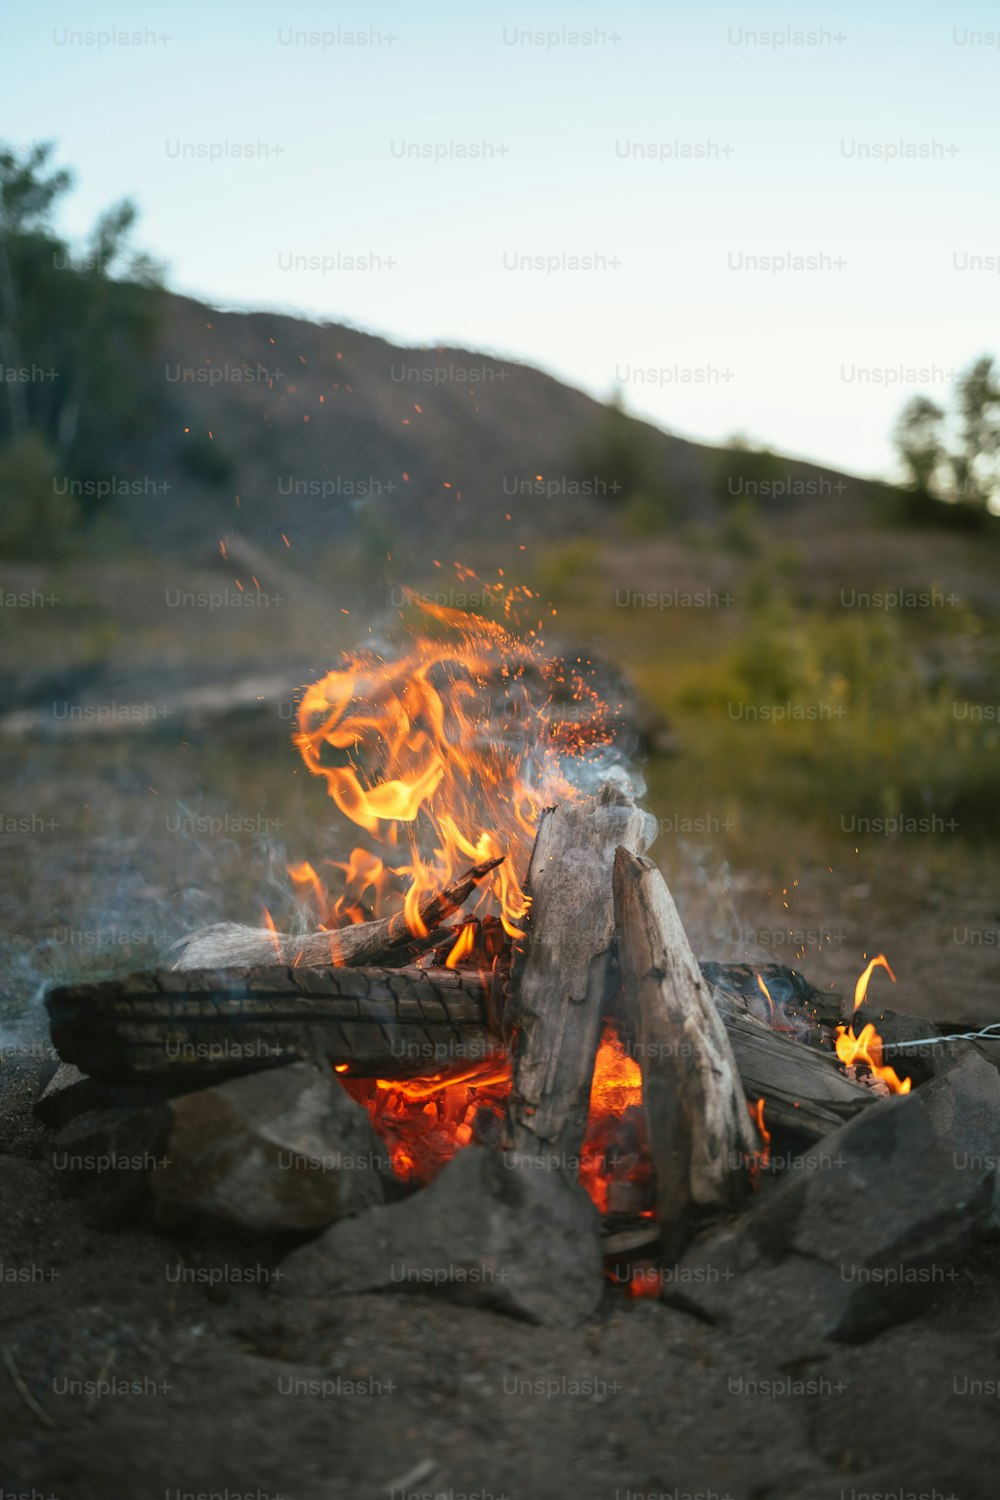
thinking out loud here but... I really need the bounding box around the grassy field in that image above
[1,507,998,1028]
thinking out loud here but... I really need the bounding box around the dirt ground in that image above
[2,1051,999,1500]
[2,537,999,1497]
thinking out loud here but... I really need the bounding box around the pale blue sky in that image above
[6,0,999,477]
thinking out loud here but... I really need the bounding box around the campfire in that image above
[44,583,976,1302]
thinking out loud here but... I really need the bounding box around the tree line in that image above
[894,360,1000,522]
[0,140,165,555]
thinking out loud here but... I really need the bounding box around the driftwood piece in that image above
[168,855,504,970]
[46,965,500,1085]
[504,785,657,1167]
[613,848,757,1258]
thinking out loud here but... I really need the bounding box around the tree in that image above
[894,395,945,497]
[0,140,165,503]
[953,355,1000,509]
[0,142,71,444]
[892,357,1000,521]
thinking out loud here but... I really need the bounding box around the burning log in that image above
[612,848,757,1258]
[503,785,657,1168]
[168,854,505,970]
[46,964,500,1085]
[45,956,878,1138]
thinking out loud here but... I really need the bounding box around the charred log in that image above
[46,959,877,1138]
[46,964,500,1086]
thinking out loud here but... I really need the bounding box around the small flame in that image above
[756,973,775,1022]
[835,1022,912,1095]
[261,906,282,960]
[445,922,477,969]
[578,1025,651,1216]
[852,953,897,1013]
[835,952,911,1094]
[748,1096,771,1175]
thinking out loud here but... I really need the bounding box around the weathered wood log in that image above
[168,854,504,970]
[46,960,878,1137]
[504,785,657,1168]
[706,990,878,1137]
[46,965,501,1086]
[613,848,758,1259]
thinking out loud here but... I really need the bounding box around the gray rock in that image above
[150,1061,391,1235]
[670,1066,1000,1344]
[920,1049,1000,1229]
[35,1061,171,1128]
[278,1146,604,1327]
[50,1103,172,1225]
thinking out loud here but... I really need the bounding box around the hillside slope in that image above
[108,291,871,561]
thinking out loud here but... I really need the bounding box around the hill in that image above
[102,289,874,561]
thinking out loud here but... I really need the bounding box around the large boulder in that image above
[668,1056,1000,1345]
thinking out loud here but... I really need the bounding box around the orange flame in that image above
[290,587,609,941]
[578,1026,650,1216]
[835,953,911,1094]
[748,1096,771,1174]
[756,973,775,1022]
[261,906,282,960]
[835,1022,912,1095]
[851,952,897,1014]
[445,923,477,970]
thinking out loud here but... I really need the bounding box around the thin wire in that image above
[889,1022,1000,1050]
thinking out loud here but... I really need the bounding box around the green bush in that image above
[673,604,1000,838]
[0,434,80,558]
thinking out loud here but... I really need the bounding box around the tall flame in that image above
[291,588,612,939]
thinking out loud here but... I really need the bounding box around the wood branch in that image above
[168,854,505,971]
[504,784,657,1168]
[613,848,757,1260]
[46,965,500,1086]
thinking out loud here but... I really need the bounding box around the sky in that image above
[6,0,999,479]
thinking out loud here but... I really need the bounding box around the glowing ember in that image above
[579,1026,651,1215]
[625,1263,663,1299]
[340,1020,651,1214]
[341,1053,510,1185]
